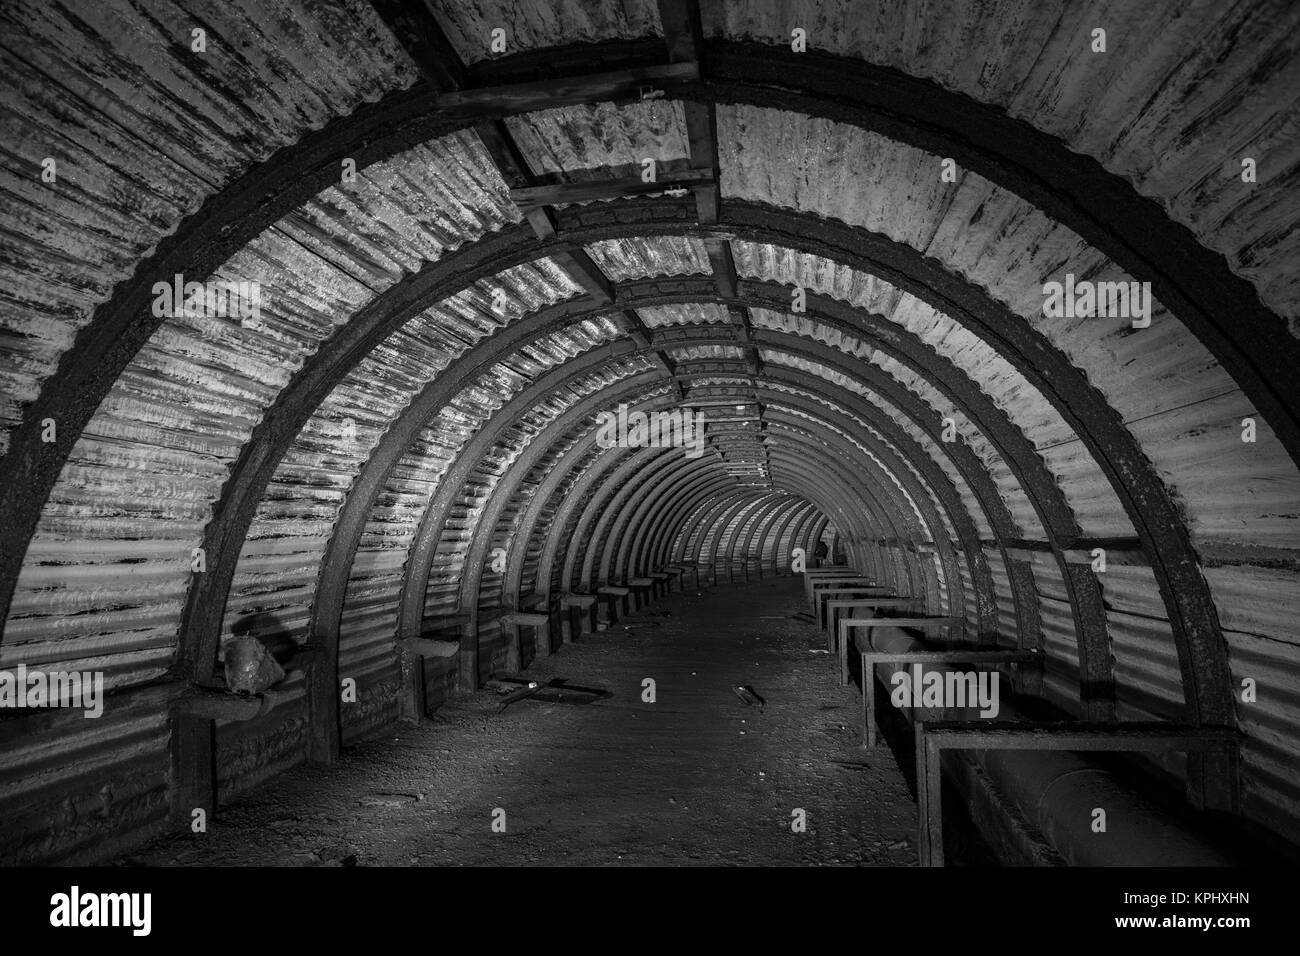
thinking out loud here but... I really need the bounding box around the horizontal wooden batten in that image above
[433,61,700,116]
[510,169,717,210]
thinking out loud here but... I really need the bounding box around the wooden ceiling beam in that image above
[509,168,715,210]
[657,0,719,224]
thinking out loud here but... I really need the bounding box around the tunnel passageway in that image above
[2,0,1298,874]
[123,578,922,867]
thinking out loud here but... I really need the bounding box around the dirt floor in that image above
[124,576,927,866]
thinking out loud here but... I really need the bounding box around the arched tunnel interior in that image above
[2,0,1299,875]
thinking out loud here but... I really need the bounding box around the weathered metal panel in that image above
[506,101,690,183]
[585,236,710,280]
[707,0,1300,322]
[429,0,661,64]
[225,260,586,649]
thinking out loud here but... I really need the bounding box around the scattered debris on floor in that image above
[489,676,613,707]
[119,579,926,867]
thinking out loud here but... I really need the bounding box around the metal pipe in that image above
[851,613,1235,865]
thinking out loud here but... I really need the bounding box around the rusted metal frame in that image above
[157,196,1222,801]
[914,722,1240,866]
[530,241,680,396]
[749,496,808,575]
[593,201,1222,728]
[602,458,753,586]
[451,375,675,630]
[763,431,926,598]
[784,506,823,575]
[507,445,637,604]
[510,171,717,211]
[396,365,670,688]
[457,385,687,647]
[664,443,884,581]
[6,37,1290,671]
[647,466,776,575]
[583,454,731,589]
[674,493,750,573]
[610,468,768,586]
[702,494,769,582]
[705,239,760,375]
[392,333,687,665]
[676,382,930,564]
[739,280,1110,708]
[763,410,965,619]
[536,450,700,599]
[501,444,632,609]
[617,473,741,590]
[462,405,689,673]
[475,36,1300,472]
[615,481,751,588]
[621,481,748,587]
[824,594,913,649]
[849,617,976,701]
[719,495,784,578]
[727,494,792,579]
[728,495,794,577]
[722,495,790,579]
[370,0,686,406]
[741,202,1234,731]
[700,42,1300,470]
[521,447,687,607]
[455,389,658,688]
[565,454,726,594]
[0,51,705,638]
[676,350,1011,622]
[753,367,1004,636]
[636,471,767,579]
[675,493,756,585]
[856,644,1038,748]
[1004,557,1045,696]
[761,454,892,582]
[638,280,1086,650]
[699,495,770,583]
[715,495,784,580]
[768,499,816,574]
[538,450,707,597]
[0,79,452,635]
[302,301,635,758]
[173,225,594,681]
[25,197,1159,733]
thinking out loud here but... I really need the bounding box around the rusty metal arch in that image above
[736,495,808,573]
[387,348,1055,723]
[665,450,896,588]
[574,470,738,592]
[0,63,1253,733]
[4,204,1231,731]
[761,416,963,615]
[763,499,818,572]
[536,452,717,598]
[395,325,1019,659]
[725,494,795,573]
[503,444,670,603]
[6,37,1289,612]
[396,365,675,648]
[379,316,1028,640]
[613,430,914,586]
